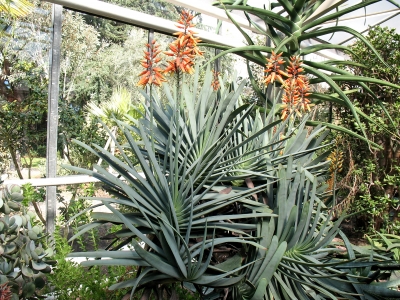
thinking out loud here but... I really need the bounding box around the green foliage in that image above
[367,233,400,262]
[66,67,400,299]
[83,0,179,44]
[46,230,200,300]
[205,0,400,141]
[0,2,49,177]
[108,0,179,21]
[59,103,108,169]
[334,27,400,232]
[0,145,8,174]
[0,87,47,178]
[56,183,99,252]
[21,183,44,207]
[0,183,55,299]
[45,230,132,300]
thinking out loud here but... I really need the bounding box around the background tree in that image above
[0,0,236,177]
[0,0,48,177]
[336,26,400,232]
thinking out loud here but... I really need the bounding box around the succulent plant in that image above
[0,184,56,299]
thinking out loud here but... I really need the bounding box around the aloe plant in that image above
[67,70,279,297]
[66,66,328,295]
[65,62,400,299]
[206,0,400,140]
[230,158,400,299]
[126,67,331,187]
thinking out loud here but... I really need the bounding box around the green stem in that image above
[266,83,276,126]
[149,84,155,175]
[149,85,154,151]
[174,70,181,204]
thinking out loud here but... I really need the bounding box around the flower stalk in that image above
[163,10,203,201]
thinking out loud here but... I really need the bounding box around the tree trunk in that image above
[8,145,23,179]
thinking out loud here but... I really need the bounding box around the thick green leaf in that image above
[133,240,183,280]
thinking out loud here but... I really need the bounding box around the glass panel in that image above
[0,0,51,174]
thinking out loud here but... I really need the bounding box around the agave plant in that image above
[206,0,400,141]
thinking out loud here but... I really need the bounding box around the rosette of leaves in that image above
[206,0,400,142]
[127,67,331,190]
[65,67,400,299]
[224,157,400,299]
[66,67,340,298]
[66,70,281,298]
[0,184,56,299]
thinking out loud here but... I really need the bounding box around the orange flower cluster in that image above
[281,56,313,120]
[264,54,313,120]
[137,40,166,88]
[211,70,220,91]
[264,51,288,85]
[164,10,204,75]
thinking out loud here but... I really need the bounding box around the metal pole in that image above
[214,20,222,75]
[46,4,63,234]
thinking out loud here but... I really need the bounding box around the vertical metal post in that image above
[46,4,63,234]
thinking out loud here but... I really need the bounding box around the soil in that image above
[339,219,369,246]
[61,186,119,252]
[66,223,115,252]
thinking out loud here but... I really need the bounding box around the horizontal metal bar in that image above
[3,172,146,187]
[161,0,257,32]
[4,175,100,187]
[43,0,245,48]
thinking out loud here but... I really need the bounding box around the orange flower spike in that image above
[280,75,301,120]
[279,56,314,118]
[137,39,166,88]
[164,10,203,75]
[297,80,313,112]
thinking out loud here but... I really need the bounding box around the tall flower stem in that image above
[137,38,166,175]
[174,69,181,203]
[149,84,155,158]
[163,10,204,202]
[147,31,155,157]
